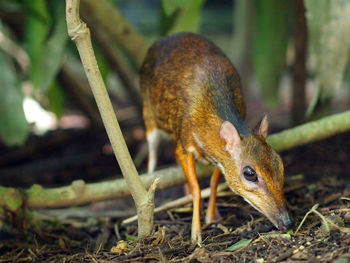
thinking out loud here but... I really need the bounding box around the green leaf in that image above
[161,0,206,35]
[0,0,23,12]
[0,186,22,211]
[47,82,64,118]
[225,238,252,252]
[24,0,50,89]
[162,0,189,16]
[305,0,350,118]
[253,0,291,108]
[125,233,137,241]
[95,49,109,82]
[0,52,29,146]
[38,1,68,93]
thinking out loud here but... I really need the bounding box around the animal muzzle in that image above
[277,210,294,231]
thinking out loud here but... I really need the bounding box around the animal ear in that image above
[219,121,241,158]
[254,115,269,139]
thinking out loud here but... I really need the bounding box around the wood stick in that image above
[66,0,154,238]
[121,183,229,225]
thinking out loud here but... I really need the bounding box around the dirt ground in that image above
[0,129,350,262]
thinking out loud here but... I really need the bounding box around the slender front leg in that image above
[146,129,162,173]
[205,167,221,224]
[175,145,202,244]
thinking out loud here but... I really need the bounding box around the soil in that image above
[0,129,350,262]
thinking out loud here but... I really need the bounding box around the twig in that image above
[59,64,102,126]
[0,30,30,73]
[65,0,154,238]
[133,143,149,168]
[295,204,330,234]
[325,218,350,233]
[0,164,212,212]
[84,20,142,113]
[267,110,350,152]
[81,0,149,67]
[321,208,350,214]
[122,183,228,225]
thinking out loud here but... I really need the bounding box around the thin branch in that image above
[65,0,153,238]
[59,64,102,126]
[66,0,146,205]
[81,0,149,67]
[267,110,350,152]
[0,30,30,73]
[85,20,142,113]
[295,204,320,233]
[293,203,350,234]
[0,164,211,212]
[122,173,305,225]
[122,183,229,225]
[25,165,211,209]
[1,110,350,212]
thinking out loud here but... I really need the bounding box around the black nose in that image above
[278,210,294,231]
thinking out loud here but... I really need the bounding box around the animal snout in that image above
[277,210,294,231]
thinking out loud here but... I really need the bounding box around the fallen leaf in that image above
[125,233,137,241]
[225,238,252,252]
[110,240,127,254]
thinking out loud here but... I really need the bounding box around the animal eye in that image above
[243,166,258,182]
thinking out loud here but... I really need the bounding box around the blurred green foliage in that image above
[0,0,69,145]
[34,1,68,93]
[25,0,50,89]
[305,0,350,118]
[160,0,206,35]
[0,0,349,147]
[0,52,28,146]
[253,0,291,108]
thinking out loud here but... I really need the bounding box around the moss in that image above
[0,187,23,212]
[27,184,70,206]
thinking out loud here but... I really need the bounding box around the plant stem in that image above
[81,0,149,68]
[65,0,154,238]
[267,110,350,152]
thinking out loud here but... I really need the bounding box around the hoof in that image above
[205,214,214,225]
[191,230,202,244]
[205,209,221,225]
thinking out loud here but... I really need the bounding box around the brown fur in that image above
[141,33,246,162]
[141,33,292,240]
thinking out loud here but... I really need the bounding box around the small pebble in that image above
[299,245,305,250]
[293,249,299,254]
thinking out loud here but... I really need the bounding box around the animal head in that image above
[220,116,294,230]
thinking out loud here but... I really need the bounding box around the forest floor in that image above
[0,129,350,262]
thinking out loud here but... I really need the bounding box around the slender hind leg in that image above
[205,167,221,224]
[146,129,162,173]
[175,144,202,244]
